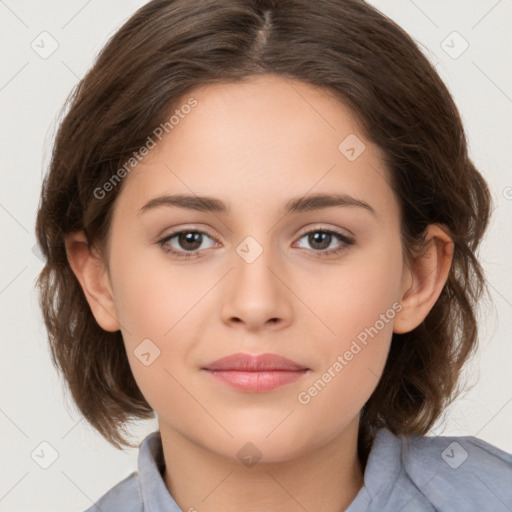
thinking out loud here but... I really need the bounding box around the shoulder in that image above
[351,429,512,512]
[82,471,143,512]
[400,431,512,510]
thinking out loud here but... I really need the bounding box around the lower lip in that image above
[203,369,309,392]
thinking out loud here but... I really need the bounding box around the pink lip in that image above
[201,353,310,393]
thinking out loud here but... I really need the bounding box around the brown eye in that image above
[295,229,354,257]
[158,229,217,259]
[307,231,333,250]
[176,232,203,251]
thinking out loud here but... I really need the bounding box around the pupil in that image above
[310,231,330,250]
[180,232,201,251]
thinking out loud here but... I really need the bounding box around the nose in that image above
[220,240,294,333]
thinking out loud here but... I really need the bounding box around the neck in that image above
[160,418,364,512]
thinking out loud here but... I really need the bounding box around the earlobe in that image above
[393,224,454,334]
[64,231,120,332]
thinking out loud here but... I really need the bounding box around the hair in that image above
[35,0,492,455]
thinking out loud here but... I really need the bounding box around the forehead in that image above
[117,75,397,222]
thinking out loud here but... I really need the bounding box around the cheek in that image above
[317,237,403,347]
[296,238,403,414]
[110,240,208,340]
[108,243,215,406]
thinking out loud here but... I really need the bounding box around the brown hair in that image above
[35,0,492,451]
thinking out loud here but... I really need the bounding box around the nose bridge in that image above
[220,231,293,329]
[233,232,281,297]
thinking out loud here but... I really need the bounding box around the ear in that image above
[393,224,454,334]
[65,231,120,332]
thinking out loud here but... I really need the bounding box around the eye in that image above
[294,228,354,257]
[157,226,354,260]
[158,229,217,259]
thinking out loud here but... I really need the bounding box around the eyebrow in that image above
[138,192,377,217]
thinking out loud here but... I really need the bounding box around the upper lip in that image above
[202,353,309,371]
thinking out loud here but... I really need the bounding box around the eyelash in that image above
[157,227,355,260]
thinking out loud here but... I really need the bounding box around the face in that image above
[103,75,407,462]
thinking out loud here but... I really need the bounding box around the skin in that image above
[66,74,453,511]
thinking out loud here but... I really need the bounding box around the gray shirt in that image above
[84,429,512,511]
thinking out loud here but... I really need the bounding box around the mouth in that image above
[201,353,310,393]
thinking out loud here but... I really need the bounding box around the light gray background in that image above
[1,1,511,511]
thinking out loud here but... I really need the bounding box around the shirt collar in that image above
[138,431,183,511]
[137,428,402,512]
